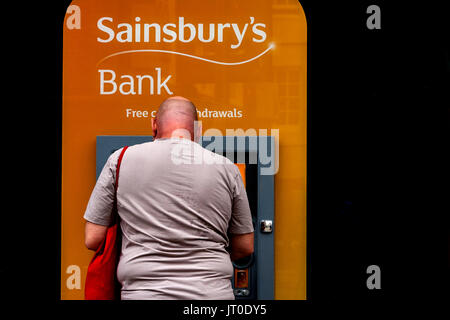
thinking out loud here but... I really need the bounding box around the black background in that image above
[0,0,446,315]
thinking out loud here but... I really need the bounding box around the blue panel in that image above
[256,136,275,300]
[96,135,153,180]
[96,135,275,300]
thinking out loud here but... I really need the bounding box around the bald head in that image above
[152,96,199,140]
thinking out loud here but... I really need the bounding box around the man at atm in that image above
[83,96,254,300]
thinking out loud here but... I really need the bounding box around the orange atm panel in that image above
[61,0,307,300]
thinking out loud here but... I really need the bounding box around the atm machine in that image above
[96,135,275,300]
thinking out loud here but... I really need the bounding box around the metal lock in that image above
[260,220,273,233]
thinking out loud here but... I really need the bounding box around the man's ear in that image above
[151,118,157,138]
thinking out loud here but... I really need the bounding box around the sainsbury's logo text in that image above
[97,16,267,49]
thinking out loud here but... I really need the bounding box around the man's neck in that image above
[156,131,193,141]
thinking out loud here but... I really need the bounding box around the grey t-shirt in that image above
[84,138,253,299]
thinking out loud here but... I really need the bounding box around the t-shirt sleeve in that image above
[228,168,254,235]
[83,149,121,226]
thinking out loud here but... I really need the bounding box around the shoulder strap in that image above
[115,146,128,192]
[112,146,128,225]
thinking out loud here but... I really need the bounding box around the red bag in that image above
[85,146,128,300]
